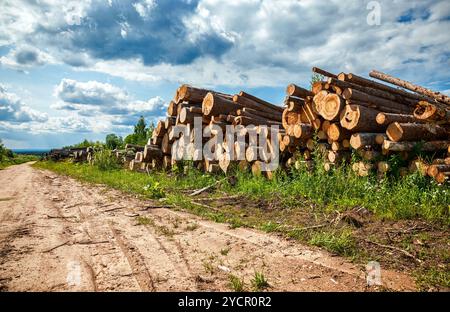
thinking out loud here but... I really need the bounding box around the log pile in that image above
[281,67,449,180]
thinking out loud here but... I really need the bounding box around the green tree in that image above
[105,133,123,150]
[134,116,147,138]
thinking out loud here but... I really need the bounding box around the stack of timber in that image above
[143,85,284,178]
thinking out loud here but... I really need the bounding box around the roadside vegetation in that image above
[0,139,39,169]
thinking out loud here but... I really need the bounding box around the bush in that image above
[93,150,121,171]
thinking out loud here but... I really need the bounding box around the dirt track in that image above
[0,163,416,291]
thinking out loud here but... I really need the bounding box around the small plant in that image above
[220,247,231,256]
[143,181,165,199]
[136,216,153,225]
[229,274,244,292]
[251,271,269,291]
[185,223,199,231]
[94,150,120,171]
[260,221,280,233]
[202,260,215,274]
[309,229,356,256]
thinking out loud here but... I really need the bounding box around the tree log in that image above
[319,93,345,121]
[386,122,449,142]
[203,93,242,116]
[382,140,449,152]
[369,70,450,105]
[349,133,380,149]
[376,113,418,125]
[286,84,314,98]
[340,105,384,132]
[343,88,413,114]
[327,123,351,141]
[312,67,337,78]
[293,123,313,139]
[413,101,450,123]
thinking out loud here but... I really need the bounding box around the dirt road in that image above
[0,163,416,291]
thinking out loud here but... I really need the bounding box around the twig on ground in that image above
[189,178,227,197]
[42,240,70,253]
[364,239,421,262]
[101,206,125,213]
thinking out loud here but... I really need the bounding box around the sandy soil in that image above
[0,163,416,291]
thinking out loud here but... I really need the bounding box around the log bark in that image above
[343,88,413,114]
[413,101,450,123]
[349,133,380,149]
[386,122,449,142]
[427,164,450,178]
[382,140,449,152]
[238,91,283,112]
[327,123,351,141]
[293,123,313,139]
[286,84,314,98]
[203,93,242,116]
[340,105,384,132]
[369,70,450,105]
[376,113,418,125]
[143,145,162,162]
[312,67,337,78]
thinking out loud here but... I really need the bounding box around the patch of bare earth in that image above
[0,163,417,291]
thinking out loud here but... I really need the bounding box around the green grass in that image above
[309,229,356,257]
[0,154,39,169]
[415,267,450,290]
[229,274,245,292]
[251,271,269,291]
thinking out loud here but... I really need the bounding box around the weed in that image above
[143,182,165,199]
[309,229,356,257]
[220,247,231,256]
[185,223,199,231]
[229,274,244,292]
[136,216,153,226]
[251,271,269,291]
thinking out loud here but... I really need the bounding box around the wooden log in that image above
[312,82,326,95]
[343,73,435,103]
[386,122,449,142]
[377,161,390,174]
[317,130,328,140]
[293,123,313,139]
[323,162,335,171]
[286,84,314,98]
[238,91,283,112]
[240,106,282,121]
[435,171,449,183]
[203,93,242,116]
[349,133,380,149]
[312,90,328,114]
[413,101,450,123]
[327,123,351,141]
[382,140,449,152]
[312,67,337,78]
[233,94,283,115]
[319,93,345,121]
[143,145,162,162]
[331,141,348,151]
[369,70,450,105]
[167,101,178,116]
[179,107,203,124]
[343,88,412,114]
[362,150,381,161]
[340,105,384,132]
[375,134,387,145]
[328,151,351,163]
[427,164,450,178]
[376,113,418,125]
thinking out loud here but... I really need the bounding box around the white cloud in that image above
[0,85,48,122]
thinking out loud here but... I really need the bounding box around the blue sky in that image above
[1,0,449,149]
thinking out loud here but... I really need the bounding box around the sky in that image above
[0,0,449,149]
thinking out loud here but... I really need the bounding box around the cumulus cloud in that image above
[1,0,449,88]
[53,78,167,125]
[0,45,54,71]
[0,85,48,122]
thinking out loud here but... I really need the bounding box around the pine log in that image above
[340,105,384,132]
[386,122,449,142]
[319,93,345,121]
[349,133,380,149]
[327,123,351,141]
[376,113,418,125]
[382,140,449,152]
[328,151,351,163]
[239,107,282,121]
[435,171,449,183]
[286,84,314,98]
[344,73,435,103]
[375,134,387,145]
[413,101,450,123]
[293,123,313,139]
[167,101,178,116]
[427,164,450,178]
[143,145,162,162]
[179,107,203,124]
[312,67,337,78]
[312,82,326,95]
[342,88,413,113]
[369,70,450,105]
[203,93,242,116]
[238,91,284,112]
